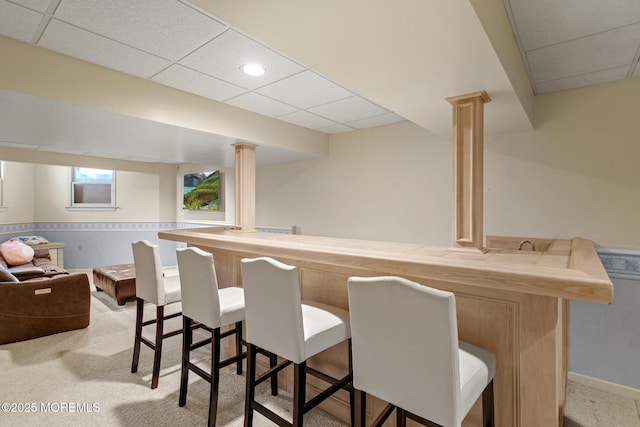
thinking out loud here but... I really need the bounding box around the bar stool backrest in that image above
[241,257,306,364]
[176,247,222,327]
[132,240,166,306]
[348,276,461,427]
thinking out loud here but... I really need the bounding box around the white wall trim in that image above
[568,372,640,400]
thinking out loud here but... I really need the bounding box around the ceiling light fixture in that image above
[241,63,266,76]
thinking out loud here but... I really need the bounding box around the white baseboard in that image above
[568,372,640,400]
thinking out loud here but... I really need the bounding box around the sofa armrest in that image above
[8,265,46,280]
[32,257,66,277]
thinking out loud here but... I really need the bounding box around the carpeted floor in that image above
[0,290,638,427]
[0,291,347,427]
[564,380,640,427]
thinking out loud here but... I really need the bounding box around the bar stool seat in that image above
[348,275,496,427]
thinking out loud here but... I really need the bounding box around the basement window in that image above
[69,167,116,209]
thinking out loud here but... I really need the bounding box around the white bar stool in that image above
[131,240,182,389]
[176,246,246,426]
[240,256,354,427]
[348,276,496,427]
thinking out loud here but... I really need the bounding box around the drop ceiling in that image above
[0,0,638,165]
[0,0,402,135]
[503,0,640,94]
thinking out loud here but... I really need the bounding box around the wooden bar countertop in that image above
[159,227,612,304]
[159,227,613,426]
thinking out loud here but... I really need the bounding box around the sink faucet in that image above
[518,240,536,251]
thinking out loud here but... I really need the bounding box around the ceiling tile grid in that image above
[255,70,354,109]
[225,92,299,117]
[39,19,172,78]
[277,110,337,129]
[178,29,306,90]
[504,0,640,95]
[12,0,50,12]
[52,0,227,60]
[508,0,640,51]
[527,24,640,83]
[0,0,403,134]
[0,1,44,41]
[153,64,247,102]
[535,66,630,95]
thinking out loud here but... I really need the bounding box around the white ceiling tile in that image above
[39,19,171,78]
[0,1,43,42]
[180,29,305,90]
[53,0,226,59]
[37,145,90,154]
[346,113,405,129]
[152,64,246,102]
[308,96,389,123]
[10,0,51,13]
[507,0,640,51]
[527,23,640,83]
[225,92,298,117]
[535,66,630,94]
[83,150,130,159]
[316,124,355,134]
[277,111,336,129]
[0,140,39,149]
[633,65,640,78]
[256,70,353,109]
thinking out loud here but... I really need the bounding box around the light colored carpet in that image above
[0,291,347,427]
[564,380,640,427]
[1,291,638,427]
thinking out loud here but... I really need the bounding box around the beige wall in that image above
[32,164,162,223]
[256,121,454,245]
[0,155,180,225]
[0,161,35,224]
[1,78,639,249]
[486,78,640,248]
[257,78,640,249]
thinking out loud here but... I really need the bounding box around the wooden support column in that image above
[233,142,257,232]
[446,91,491,252]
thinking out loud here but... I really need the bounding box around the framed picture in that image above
[183,171,221,211]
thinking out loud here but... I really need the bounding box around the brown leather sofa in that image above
[0,249,91,345]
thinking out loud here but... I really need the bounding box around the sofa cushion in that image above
[0,265,19,283]
[0,241,34,266]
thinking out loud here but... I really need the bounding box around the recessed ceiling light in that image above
[241,64,266,77]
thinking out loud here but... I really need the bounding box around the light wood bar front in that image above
[159,227,612,427]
